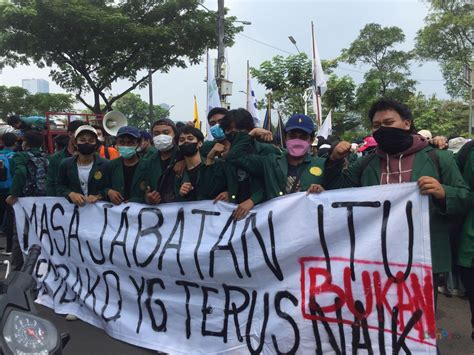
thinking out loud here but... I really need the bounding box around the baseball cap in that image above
[358,136,377,152]
[117,126,140,138]
[418,129,432,140]
[285,114,315,134]
[75,125,98,139]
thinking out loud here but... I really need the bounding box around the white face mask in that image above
[153,134,174,152]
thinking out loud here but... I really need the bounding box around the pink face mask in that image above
[286,139,310,157]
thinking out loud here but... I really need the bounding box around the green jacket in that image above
[225,133,327,200]
[221,160,266,205]
[10,148,43,197]
[104,157,142,203]
[46,148,72,196]
[455,147,474,268]
[175,158,226,202]
[324,146,471,273]
[132,147,179,203]
[56,155,109,198]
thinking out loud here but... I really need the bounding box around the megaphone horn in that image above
[103,111,127,136]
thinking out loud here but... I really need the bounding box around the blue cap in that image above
[117,126,140,138]
[285,114,315,134]
[140,130,152,140]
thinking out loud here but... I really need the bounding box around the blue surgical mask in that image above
[210,124,226,140]
[117,146,137,159]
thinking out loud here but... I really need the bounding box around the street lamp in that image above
[288,36,301,54]
[235,20,252,25]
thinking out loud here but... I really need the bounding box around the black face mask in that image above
[225,131,237,143]
[373,126,413,155]
[179,142,199,157]
[77,143,97,155]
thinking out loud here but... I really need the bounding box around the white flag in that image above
[317,110,332,139]
[311,25,327,95]
[206,51,221,141]
[247,76,261,127]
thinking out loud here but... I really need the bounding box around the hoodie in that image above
[377,135,429,185]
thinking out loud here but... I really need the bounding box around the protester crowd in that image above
[0,97,472,340]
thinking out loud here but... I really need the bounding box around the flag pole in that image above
[206,50,209,114]
[246,60,250,112]
[311,21,322,127]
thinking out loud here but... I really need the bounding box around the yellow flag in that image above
[193,96,200,129]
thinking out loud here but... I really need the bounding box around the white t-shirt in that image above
[78,162,93,195]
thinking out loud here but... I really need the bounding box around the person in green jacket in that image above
[6,130,48,205]
[105,126,143,204]
[453,141,474,339]
[201,107,229,157]
[135,119,184,204]
[56,125,108,206]
[176,126,225,201]
[215,108,280,219]
[6,130,49,271]
[325,98,470,305]
[46,120,86,196]
[224,113,326,199]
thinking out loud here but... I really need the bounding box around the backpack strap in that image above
[358,151,376,171]
[427,149,441,181]
[104,145,110,160]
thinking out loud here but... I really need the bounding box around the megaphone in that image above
[103,111,127,136]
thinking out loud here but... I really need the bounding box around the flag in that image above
[206,51,221,141]
[247,61,261,126]
[193,96,200,129]
[262,95,272,132]
[311,22,327,95]
[275,112,285,148]
[311,21,326,125]
[317,110,332,139]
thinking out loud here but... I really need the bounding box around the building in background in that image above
[22,78,49,94]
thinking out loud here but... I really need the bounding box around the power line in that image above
[238,33,293,55]
[237,33,444,83]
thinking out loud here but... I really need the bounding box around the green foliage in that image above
[113,93,169,130]
[415,0,473,98]
[0,0,242,113]
[250,53,312,117]
[250,53,339,119]
[0,85,74,118]
[28,92,76,115]
[322,74,362,136]
[407,93,469,138]
[341,23,416,97]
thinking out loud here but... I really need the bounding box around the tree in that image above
[0,86,74,118]
[29,93,75,115]
[340,23,416,99]
[415,0,473,98]
[113,93,169,130]
[251,53,311,117]
[0,86,31,118]
[0,0,242,113]
[407,93,469,137]
[321,74,362,136]
[250,53,337,119]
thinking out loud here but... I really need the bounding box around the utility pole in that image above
[148,69,154,127]
[216,0,225,98]
[462,65,473,137]
[470,67,473,138]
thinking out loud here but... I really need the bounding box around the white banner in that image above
[14,183,436,354]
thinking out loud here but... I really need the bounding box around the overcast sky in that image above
[0,0,445,122]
